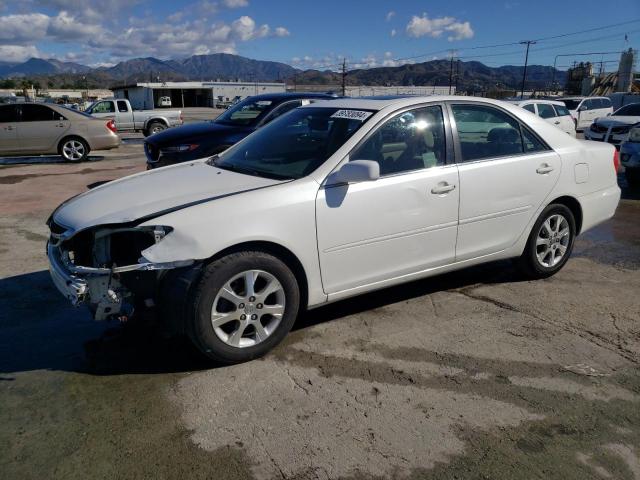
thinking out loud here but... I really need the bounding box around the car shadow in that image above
[0,155,105,166]
[0,261,522,377]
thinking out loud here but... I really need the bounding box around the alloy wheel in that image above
[535,213,570,268]
[210,269,286,348]
[62,140,85,161]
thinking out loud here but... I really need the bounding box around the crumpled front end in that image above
[46,219,193,320]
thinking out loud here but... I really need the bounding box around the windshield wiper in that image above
[208,156,293,181]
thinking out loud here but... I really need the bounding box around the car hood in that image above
[593,116,640,127]
[52,160,284,233]
[146,120,253,146]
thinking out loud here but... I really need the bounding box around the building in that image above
[111,81,286,109]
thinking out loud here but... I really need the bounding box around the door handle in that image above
[536,164,554,174]
[4,125,13,131]
[431,182,456,195]
[56,123,66,127]
[554,121,560,125]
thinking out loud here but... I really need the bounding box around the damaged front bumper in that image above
[46,226,194,320]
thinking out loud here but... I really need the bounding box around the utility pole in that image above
[341,58,347,97]
[448,50,455,95]
[520,40,536,99]
[454,59,460,94]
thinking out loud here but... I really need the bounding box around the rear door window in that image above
[117,100,129,112]
[451,104,548,162]
[600,98,612,109]
[0,105,18,122]
[522,104,536,114]
[536,103,557,119]
[20,104,60,122]
[553,104,571,116]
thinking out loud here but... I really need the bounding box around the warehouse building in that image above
[111,81,286,109]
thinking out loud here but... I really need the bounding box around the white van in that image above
[158,96,172,107]
[557,96,613,131]
[511,99,576,137]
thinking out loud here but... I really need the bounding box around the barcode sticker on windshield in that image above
[331,110,373,121]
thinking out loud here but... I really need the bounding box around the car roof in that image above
[246,92,337,101]
[509,99,565,106]
[303,95,512,111]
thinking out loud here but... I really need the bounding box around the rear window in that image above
[553,104,571,116]
[522,104,536,113]
[560,99,581,110]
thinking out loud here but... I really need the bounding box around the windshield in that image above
[211,107,374,180]
[559,99,581,110]
[215,98,274,126]
[613,104,640,116]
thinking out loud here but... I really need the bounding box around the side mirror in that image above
[606,112,611,116]
[578,105,587,112]
[329,160,380,184]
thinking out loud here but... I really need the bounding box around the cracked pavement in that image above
[1,145,639,479]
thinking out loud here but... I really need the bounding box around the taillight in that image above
[106,119,117,133]
[613,148,620,173]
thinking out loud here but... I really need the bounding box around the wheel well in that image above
[549,195,583,234]
[147,118,167,126]
[57,135,90,153]
[208,241,309,310]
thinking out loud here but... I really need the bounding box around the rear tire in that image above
[144,121,166,137]
[517,204,576,279]
[188,251,300,365]
[58,137,89,162]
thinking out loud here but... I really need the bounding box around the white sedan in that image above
[510,99,576,136]
[47,96,621,364]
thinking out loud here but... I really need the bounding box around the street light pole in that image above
[520,40,536,99]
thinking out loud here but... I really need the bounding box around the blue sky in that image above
[0,0,639,71]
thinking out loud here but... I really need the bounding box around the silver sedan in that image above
[0,103,120,162]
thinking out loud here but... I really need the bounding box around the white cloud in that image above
[406,13,474,41]
[223,0,248,7]
[385,11,395,21]
[0,6,291,62]
[0,45,41,62]
[390,28,397,37]
[0,13,49,43]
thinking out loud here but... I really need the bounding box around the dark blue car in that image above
[145,92,337,169]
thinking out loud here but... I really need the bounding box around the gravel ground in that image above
[0,139,639,480]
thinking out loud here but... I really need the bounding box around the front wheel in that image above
[188,251,300,364]
[518,204,576,279]
[626,168,640,187]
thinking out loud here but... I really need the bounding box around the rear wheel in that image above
[145,121,166,136]
[518,204,576,279]
[188,251,300,364]
[59,137,89,162]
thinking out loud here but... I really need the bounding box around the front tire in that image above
[626,168,640,187]
[518,204,576,279]
[188,251,300,364]
[59,137,89,162]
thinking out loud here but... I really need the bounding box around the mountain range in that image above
[0,53,566,91]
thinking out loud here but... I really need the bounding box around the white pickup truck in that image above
[85,98,183,136]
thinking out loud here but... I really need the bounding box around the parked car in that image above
[144,92,337,169]
[620,125,640,186]
[85,98,183,136]
[584,103,640,146]
[47,96,620,364]
[0,102,120,161]
[158,96,172,108]
[556,96,613,130]
[510,99,576,136]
